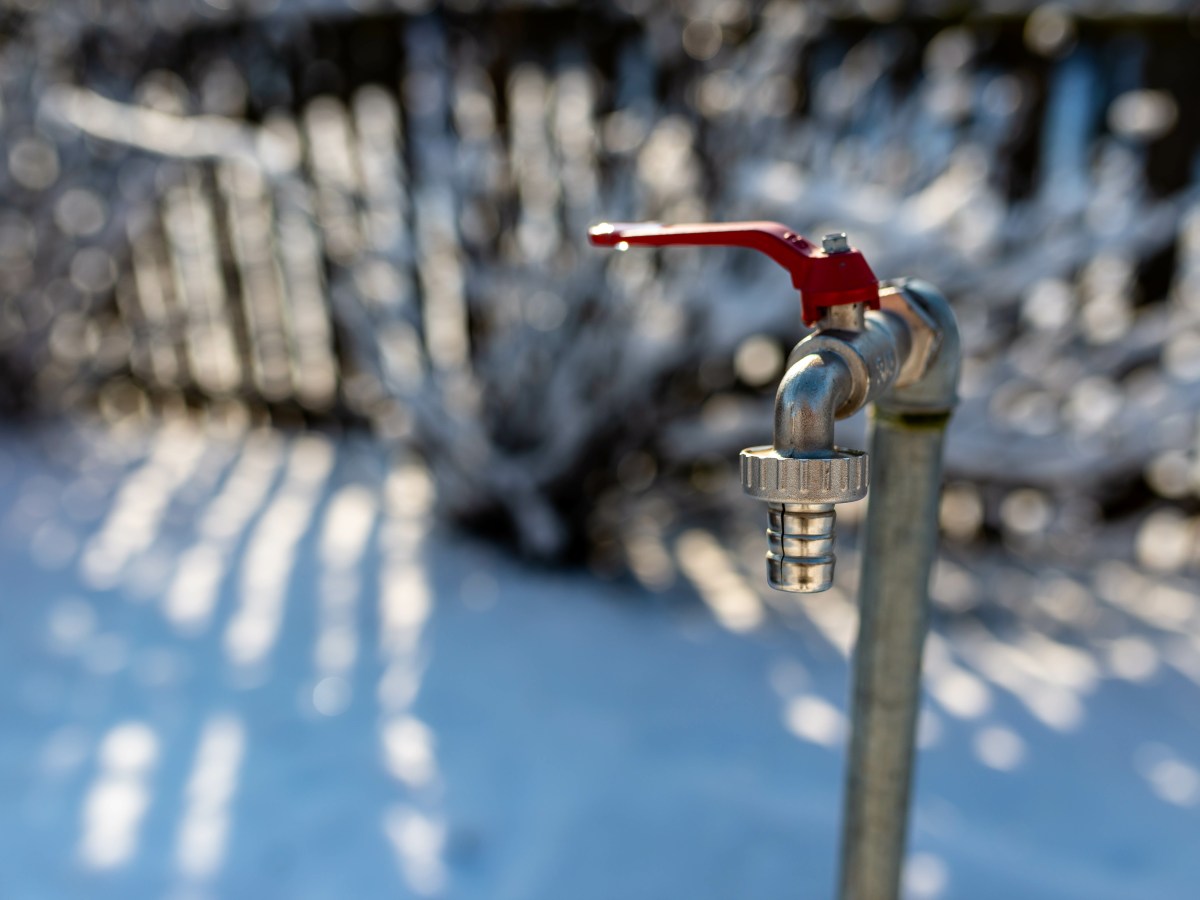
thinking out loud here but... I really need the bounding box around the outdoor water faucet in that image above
[589,221,950,593]
[590,219,961,900]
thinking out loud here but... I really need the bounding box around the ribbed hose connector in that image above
[767,502,836,592]
[740,445,868,594]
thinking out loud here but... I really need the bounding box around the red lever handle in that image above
[588,221,879,326]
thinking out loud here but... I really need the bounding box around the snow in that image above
[0,421,1197,899]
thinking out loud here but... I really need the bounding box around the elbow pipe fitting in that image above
[773,352,852,456]
[784,308,912,416]
[876,278,960,416]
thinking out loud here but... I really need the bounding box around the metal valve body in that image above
[587,222,946,594]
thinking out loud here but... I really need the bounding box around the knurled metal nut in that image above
[740,446,869,504]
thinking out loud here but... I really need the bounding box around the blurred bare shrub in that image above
[2,1,1199,569]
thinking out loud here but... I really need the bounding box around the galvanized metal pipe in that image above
[836,411,950,900]
[836,279,960,900]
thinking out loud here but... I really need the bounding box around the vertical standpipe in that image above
[837,411,950,900]
[836,280,960,900]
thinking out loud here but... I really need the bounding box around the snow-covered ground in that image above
[0,420,1197,900]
